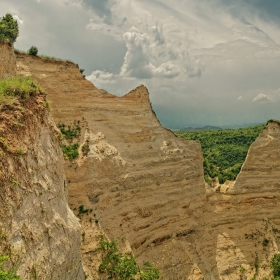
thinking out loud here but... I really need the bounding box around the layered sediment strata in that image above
[0,44,84,279]
[0,42,17,79]
[15,53,206,279]
[0,94,85,279]
[15,51,280,280]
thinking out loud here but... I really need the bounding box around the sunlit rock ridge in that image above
[1,42,279,279]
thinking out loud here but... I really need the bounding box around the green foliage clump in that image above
[28,46,38,56]
[0,254,21,280]
[99,241,159,280]
[82,142,90,156]
[57,122,81,140]
[0,76,42,103]
[62,143,79,159]
[0,230,21,280]
[271,254,280,278]
[0,13,19,44]
[175,125,265,183]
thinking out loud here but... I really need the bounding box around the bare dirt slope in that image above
[15,52,280,280]
[0,43,84,280]
[0,42,17,79]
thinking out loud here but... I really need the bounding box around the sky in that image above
[1,0,280,128]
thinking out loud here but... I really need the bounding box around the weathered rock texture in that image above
[0,42,17,79]
[194,121,280,280]
[15,52,280,280]
[0,44,84,279]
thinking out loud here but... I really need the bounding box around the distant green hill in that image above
[174,124,265,184]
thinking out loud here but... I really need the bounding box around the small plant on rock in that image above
[28,46,38,56]
[99,241,159,280]
[0,13,19,44]
[271,254,280,278]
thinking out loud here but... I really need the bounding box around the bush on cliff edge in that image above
[0,13,19,44]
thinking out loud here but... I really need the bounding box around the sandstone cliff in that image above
[0,43,84,279]
[15,52,206,279]
[13,50,280,280]
[0,42,17,79]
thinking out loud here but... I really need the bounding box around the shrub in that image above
[0,254,21,279]
[0,76,42,102]
[62,143,79,159]
[0,13,19,44]
[271,254,280,278]
[99,241,159,280]
[28,46,38,56]
[57,123,81,140]
[262,238,269,247]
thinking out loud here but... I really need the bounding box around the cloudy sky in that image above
[1,0,280,128]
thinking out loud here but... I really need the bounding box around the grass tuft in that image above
[0,76,43,103]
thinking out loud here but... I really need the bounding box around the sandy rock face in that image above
[15,53,280,280]
[229,121,280,194]
[0,92,84,277]
[191,121,280,280]
[0,42,17,79]
[15,53,206,279]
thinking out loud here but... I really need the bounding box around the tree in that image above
[0,13,19,44]
[28,46,38,56]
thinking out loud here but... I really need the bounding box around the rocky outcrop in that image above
[229,120,280,194]
[0,42,17,79]
[15,52,280,280]
[15,53,206,279]
[0,45,84,279]
[191,121,280,280]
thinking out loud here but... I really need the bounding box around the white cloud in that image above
[120,26,153,79]
[87,70,116,83]
[13,15,23,25]
[237,96,243,100]
[3,0,280,126]
[119,24,202,79]
[152,61,180,78]
[253,93,271,102]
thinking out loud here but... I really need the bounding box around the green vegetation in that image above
[0,230,21,280]
[82,142,90,156]
[28,46,38,56]
[14,49,74,64]
[0,76,42,99]
[58,121,81,160]
[0,13,19,44]
[0,76,43,106]
[57,122,81,140]
[0,254,21,280]
[62,143,79,159]
[175,124,265,183]
[99,241,159,280]
[78,205,93,216]
[271,254,280,279]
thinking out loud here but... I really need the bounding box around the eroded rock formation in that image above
[10,49,280,279]
[0,43,84,279]
[0,42,17,79]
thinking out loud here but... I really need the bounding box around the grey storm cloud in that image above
[82,0,115,23]
[2,0,280,127]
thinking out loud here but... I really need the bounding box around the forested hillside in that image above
[175,124,265,183]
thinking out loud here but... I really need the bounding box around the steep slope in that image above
[0,90,85,280]
[15,51,280,280]
[16,53,206,279]
[0,42,17,79]
[192,121,280,279]
[0,43,84,279]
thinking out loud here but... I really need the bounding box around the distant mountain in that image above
[183,125,222,131]
[166,122,265,131]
